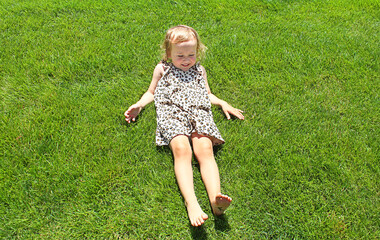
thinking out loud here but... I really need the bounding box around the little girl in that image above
[125,25,244,227]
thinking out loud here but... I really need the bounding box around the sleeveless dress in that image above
[154,61,225,146]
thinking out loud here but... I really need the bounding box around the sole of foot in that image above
[212,193,232,216]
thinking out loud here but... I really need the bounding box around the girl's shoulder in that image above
[156,60,173,73]
[151,62,166,82]
[154,62,166,74]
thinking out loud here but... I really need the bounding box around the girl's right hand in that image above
[124,104,142,123]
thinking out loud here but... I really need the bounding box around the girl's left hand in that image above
[221,103,244,120]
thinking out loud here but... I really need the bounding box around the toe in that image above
[191,219,198,227]
[195,218,202,227]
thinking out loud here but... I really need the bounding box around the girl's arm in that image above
[124,63,164,123]
[201,66,244,120]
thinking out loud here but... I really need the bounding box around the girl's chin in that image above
[180,64,193,70]
[173,63,194,71]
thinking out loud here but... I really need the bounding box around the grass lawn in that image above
[1,0,379,239]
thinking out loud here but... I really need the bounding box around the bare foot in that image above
[186,202,209,227]
[212,193,232,216]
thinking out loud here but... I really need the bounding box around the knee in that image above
[170,138,192,160]
[172,143,192,158]
[193,141,214,160]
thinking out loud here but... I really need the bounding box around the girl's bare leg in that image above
[170,135,208,227]
[191,133,232,215]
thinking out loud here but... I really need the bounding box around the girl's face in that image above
[169,39,197,71]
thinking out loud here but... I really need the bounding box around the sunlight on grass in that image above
[1,0,379,238]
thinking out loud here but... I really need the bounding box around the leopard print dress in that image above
[154,61,225,146]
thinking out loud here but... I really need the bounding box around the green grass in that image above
[1,0,379,239]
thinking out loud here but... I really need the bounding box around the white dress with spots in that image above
[154,61,224,146]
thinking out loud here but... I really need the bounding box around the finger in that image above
[125,111,131,117]
[233,111,244,120]
[125,106,134,115]
[224,111,231,120]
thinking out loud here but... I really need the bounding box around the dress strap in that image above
[160,60,171,70]
[194,62,202,74]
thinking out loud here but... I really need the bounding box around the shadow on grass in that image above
[214,214,231,233]
[189,215,230,239]
[213,144,224,155]
[190,224,208,240]
[156,145,172,154]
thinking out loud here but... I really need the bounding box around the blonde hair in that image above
[161,25,206,61]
